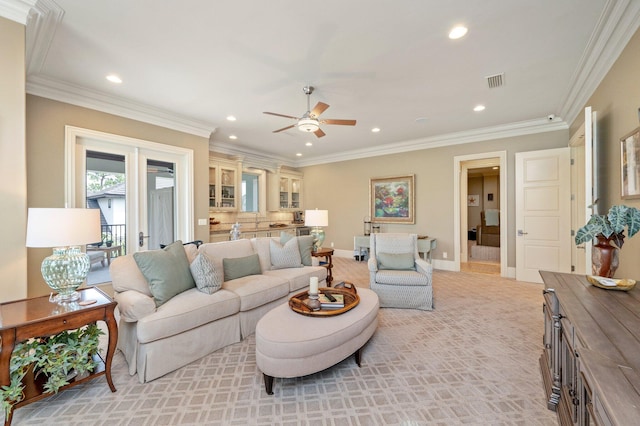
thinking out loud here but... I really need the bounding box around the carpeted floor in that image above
[9,258,556,425]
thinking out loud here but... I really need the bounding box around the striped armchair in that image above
[367,233,433,310]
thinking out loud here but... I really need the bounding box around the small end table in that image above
[311,247,334,285]
[0,287,118,425]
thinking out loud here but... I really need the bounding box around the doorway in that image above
[453,151,507,277]
[65,126,194,285]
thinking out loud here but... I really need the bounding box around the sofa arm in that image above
[415,258,432,276]
[114,290,156,322]
[367,256,378,272]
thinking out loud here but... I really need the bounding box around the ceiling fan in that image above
[263,86,356,138]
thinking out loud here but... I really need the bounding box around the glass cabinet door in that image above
[220,167,235,209]
[279,177,289,209]
[209,167,216,209]
[291,178,300,209]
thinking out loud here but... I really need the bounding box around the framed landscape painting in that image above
[621,126,640,199]
[370,174,415,224]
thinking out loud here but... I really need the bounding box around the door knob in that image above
[517,229,528,236]
[139,231,150,247]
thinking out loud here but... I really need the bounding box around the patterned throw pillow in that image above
[189,253,222,294]
[270,237,303,270]
[280,233,314,266]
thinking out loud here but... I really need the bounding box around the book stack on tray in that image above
[319,292,345,309]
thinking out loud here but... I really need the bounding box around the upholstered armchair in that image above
[367,233,433,310]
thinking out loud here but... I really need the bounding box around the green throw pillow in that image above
[377,252,416,270]
[223,253,262,281]
[280,233,314,266]
[133,240,196,307]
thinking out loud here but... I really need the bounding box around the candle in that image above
[309,277,319,294]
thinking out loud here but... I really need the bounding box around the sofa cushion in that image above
[377,252,416,270]
[270,238,303,270]
[281,233,314,266]
[136,288,241,344]
[222,274,289,311]
[223,253,262,281]
[250,237,273,272]
[199,239,255,276]
[264,266,327,293]
[190,253,222,294]
[110,255,153,297]
[133,240,196,307]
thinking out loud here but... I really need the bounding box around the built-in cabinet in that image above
[539,271,640,425]
[209,158,240,212]
[267,169,303,211]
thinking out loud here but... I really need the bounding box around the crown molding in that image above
[209,141,294,171]
[25,0,64,75]
[0,0,36,24]
[293,118,568,167]
[559,0,640,127]
[27,75,217,138]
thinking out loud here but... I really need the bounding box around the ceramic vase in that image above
[592,235,619,278]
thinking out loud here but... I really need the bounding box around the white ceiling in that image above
[22,0,640,166]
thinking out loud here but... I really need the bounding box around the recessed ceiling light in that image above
[371,127,381,133]
[305,142,313,146]
[473,105,486,112]
[106,74,122,84]
[229,135,237,140]
[296,153,302,157]
[492,166,499,170]
[449,25,468,40]
[415,117,428,123]
[226,115,236,121]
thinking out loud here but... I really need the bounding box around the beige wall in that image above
[570,27,640,279]
[26,95,211,297]
[0,17,27,302]
[301,130,568,267]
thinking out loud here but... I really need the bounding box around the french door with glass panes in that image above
[65,126,193,284]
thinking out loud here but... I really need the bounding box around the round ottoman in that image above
[255,287,379,395]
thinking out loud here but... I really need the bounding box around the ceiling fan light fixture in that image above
[297,118,320,133]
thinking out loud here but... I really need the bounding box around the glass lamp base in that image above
[310,227,325,252]
[41,246,90,305]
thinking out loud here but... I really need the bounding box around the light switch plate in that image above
[198,218,207,226]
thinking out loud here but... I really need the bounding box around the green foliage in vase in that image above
[575,205,640,248]
[1,324,104,418]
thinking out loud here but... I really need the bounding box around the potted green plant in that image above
[575,205,640,277]
[101,232,113,247]
[1,324,103,418]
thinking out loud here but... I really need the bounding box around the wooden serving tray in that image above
[586,275,636,291]
[289,287,359,317]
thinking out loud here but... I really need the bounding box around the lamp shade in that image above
[305,209,328,227]
[26,208,101,247]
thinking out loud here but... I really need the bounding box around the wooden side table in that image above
[0,287,118,425]
[312,247,334,285]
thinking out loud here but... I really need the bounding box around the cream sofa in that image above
[110,236,327,383]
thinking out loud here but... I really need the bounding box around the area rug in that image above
[9,258,556,425]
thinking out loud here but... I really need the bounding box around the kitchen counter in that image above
[210,224,307,236]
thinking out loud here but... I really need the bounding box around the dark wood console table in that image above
[539,271,640,425]
[0,287,118,425]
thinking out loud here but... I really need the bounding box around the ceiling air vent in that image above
[486,73,504,89]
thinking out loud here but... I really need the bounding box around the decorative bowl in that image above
[586,275,636,291]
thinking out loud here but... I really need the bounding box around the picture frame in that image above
[370,174,415,224]
[620,126,640,199]
[468,194,479,206]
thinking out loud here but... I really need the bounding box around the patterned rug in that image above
[9,258,556,425]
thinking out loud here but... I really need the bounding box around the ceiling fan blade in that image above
[322,119,357,126]
[314,128,326,138]
[273,125,296,133]
[310,102,330,118]
[263,111,299,120]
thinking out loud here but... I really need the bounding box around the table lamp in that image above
[305,209,328,252]
[26,208,101,303]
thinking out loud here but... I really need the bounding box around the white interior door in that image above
[515,147,571,282]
